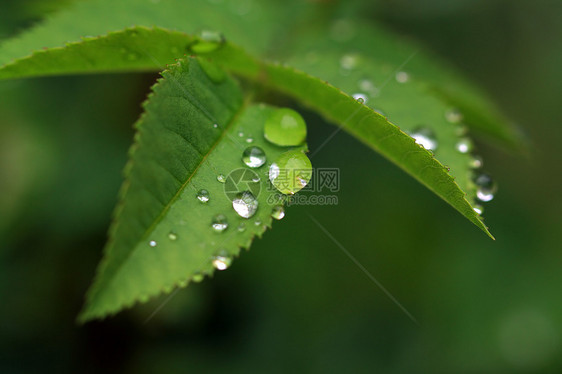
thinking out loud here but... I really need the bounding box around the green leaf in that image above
[78,57,305,322]
[0,26,492,238]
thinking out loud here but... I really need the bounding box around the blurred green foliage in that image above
[1,0,561,373]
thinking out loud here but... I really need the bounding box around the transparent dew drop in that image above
[473,204,484,215]
[271,205,285,220]
[254,219,262,226]
[264,108,307,146]
[190,30,225,54]
[211,214,228,232]
[470,155,483,169]
[473,173,497,202]
[149,240,157,247]
[269,150,313,195]
[252,175,261,183]
[168,232,178,241]
[246,137,254,143]
[242,146,267,168]
[445,108,463,124]
[456,138,473,154]
[340,54,359,71]
[232,191,259,219]
[217,174,226,183]
[353,93,368,104]
[197,189,210,203]
[238,131,244,137]
[213,123,219,129]
[237,223,246,232]
[192,273,204,283]
[395,71,410,83]
[410,127,438,151]
[212,250,232,271]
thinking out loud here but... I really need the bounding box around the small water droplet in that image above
[168,232,177,241]
[254,219,262,226]
[212,250,232,270]
[410,127,438,151]
[456,138,473,154]
[217,174,226,183]
[445,108,463,123]
[242,146,266,168]
[213,123,219,129]
[473,204,484,215]
[395,71,410,83]
[237,223,246,232]
[264,108,307,146]
[197,189,210,202]
[246,137,254,143]
[271,205,285,220]
[149,240,157,247]
[353,93,368,104]
[178,279,188,287]
[470,155,483,169]
[340,54,359,71]
[252,175,261,183]
[238,131,244,137]
[211,214,228,232]
[473,173,497,202]
[232,191,259,219]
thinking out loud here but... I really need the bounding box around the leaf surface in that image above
[79,57,303,321]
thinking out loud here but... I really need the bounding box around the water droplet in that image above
[149,240,157,247]
[178,279,188,287]
[246,137,254,143]
[473,173,497,202]
[470,155,483,169]
[254,219,262,226]
[237,223,246,232]
[168,232,177,241]
[242,146,266,168]
[269,150,313,194]
[232,191,259,219]
[192,273,204,283]
[211,214,228,232]
[190,30,225,54]
[410,127,438,151]
[353,93,368,104]
[395,71,410,83]
[197,189,210,203]
[264,108,307,146]
[252,175,261,183]
[445,108,463,123]
[238,131,244,137]
[473,204,484,215]
[456,138,473,154]
[213,123,219,129]
[271,205,285,220]
[212,250,232,270]
[217,174,226,183]
[340,54,359,71]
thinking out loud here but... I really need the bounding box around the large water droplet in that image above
[168,232,177,241]
[473,173,497,202]
[197,189,210,203]
[264,108,307,146]
[456,138,473,154]
[211,214,228,232]
[271,205,285,220]
[269,150,313,194]
[212,250,232,270]
[190,30,225,54]
[395,71,410,83]
[232,191,259,218]
[217,174,226,183]
[242,146,266,168]
[410,127,438,151]
[149,240,157,247]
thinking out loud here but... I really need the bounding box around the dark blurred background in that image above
[1,0,561,373]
